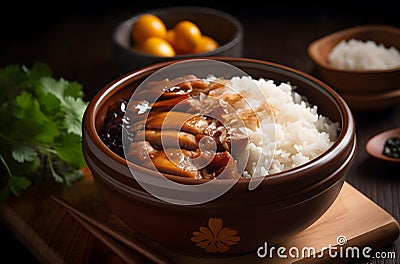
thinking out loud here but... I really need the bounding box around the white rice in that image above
[328,39,400,70]
[208,75,340,176]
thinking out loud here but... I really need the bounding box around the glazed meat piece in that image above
[126,141,200,178]
[150,94,192,112]
[133,129,199,150]
[145,111,210,135]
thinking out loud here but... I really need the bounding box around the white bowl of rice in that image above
[307,24,400,97]
[82,57,357,256]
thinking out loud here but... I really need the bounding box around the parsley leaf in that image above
[0,62,89,200]
[11,145,38,163]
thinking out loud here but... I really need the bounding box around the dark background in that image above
[1,1,399,263]
[2,0,399,100]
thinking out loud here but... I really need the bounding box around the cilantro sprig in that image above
[0,62,88,200]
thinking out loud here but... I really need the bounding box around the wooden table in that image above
[1,2,399,264]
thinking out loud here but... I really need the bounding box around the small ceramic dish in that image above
[307,24,400,111]
[366,128,400,163]
[113,6,244,73]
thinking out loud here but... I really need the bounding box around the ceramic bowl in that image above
[82,57,356,257]
[307,24,400,110]
[113,6,243,74]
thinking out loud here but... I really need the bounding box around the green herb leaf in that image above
[54,132,86,168]
[63,96,88,136]
[0,62,88,200]
[9,175,32,197]
[11,145,38,163]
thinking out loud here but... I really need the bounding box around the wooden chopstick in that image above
[62,205,143,263]
[51,195,174,264]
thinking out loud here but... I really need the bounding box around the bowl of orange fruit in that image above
[113,6,243,73]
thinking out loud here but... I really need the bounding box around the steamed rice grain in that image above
[328,39,400,70]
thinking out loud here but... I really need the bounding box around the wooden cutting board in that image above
[0,173,399,264]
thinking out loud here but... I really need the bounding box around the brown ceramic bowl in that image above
[113,6,243,74]
[82,57,356,257]
[307,24,400,110]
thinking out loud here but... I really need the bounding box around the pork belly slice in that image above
[134,129,199,150]
[145,111,209,135]
[126,141,200,178]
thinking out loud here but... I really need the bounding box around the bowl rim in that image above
[84,57,355,188]
[113,5,244,58]
[307,24,400,74]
